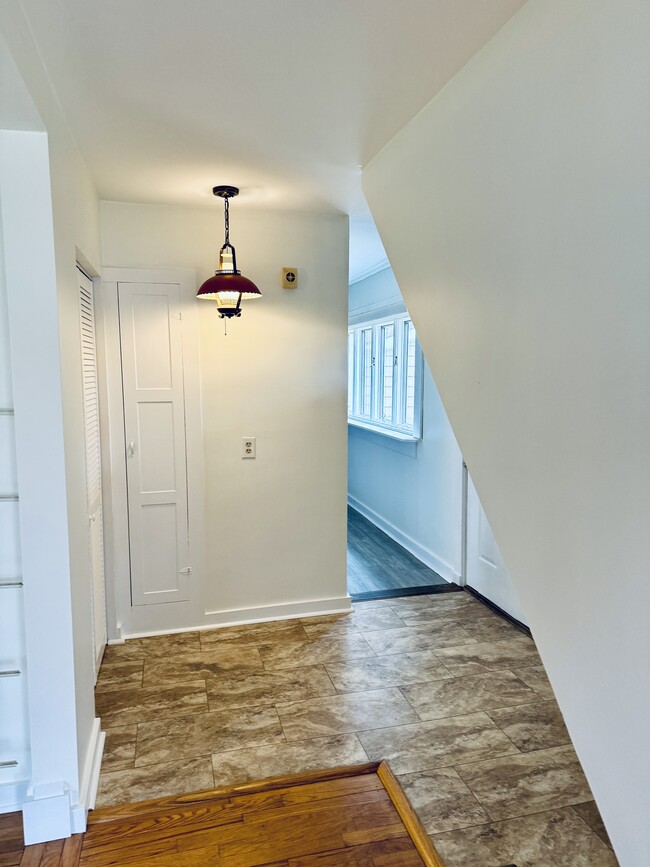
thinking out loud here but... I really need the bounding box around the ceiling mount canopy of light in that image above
[196,185,262,320]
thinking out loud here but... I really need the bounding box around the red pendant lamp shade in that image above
[196,186,262,318]
[196,272,262,301]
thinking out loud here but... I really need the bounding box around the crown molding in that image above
[349,257,390,286]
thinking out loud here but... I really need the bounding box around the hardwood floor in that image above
[10,763,445,866]
[347,507,449,596]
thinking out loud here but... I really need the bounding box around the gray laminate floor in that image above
[347,506,449,597]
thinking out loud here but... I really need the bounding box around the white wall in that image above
[348,268,463,582]
[100,202,349,632]
[0,5,102,840]
[0,147,31,815]
[363,0,650,863]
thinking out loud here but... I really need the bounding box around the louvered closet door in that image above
[118,281,190,606]
[79,268,107,678]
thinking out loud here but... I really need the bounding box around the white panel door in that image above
[78,268,107,678]
[466,472,527,624]
[118,281,190,606]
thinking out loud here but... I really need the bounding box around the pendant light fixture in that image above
[196,185,262,320]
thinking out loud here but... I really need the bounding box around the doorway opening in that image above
[346,262,463,602]
[345,225,528,619]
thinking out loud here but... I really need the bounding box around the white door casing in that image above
[117,281,191,606]
[78,267,107,678]
[466,472,527,624]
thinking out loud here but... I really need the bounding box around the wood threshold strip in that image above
[377,760,446,867]
[86,760,381,825]
[18,760,446,866]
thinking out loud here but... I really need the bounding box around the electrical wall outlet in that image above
[242,437,256,459]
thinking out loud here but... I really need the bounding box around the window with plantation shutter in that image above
[380,323,395,423]
[347,312,422,439]
[360,327,373,417]
[403,320,416,429]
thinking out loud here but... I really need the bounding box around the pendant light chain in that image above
[224,196,230,245]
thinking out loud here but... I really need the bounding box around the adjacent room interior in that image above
[346,255,463,600]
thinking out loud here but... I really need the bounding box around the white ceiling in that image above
[20,0,526,278]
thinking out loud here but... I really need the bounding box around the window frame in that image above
[347,311,423,441]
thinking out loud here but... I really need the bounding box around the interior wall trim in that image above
[348,298,405,324]
[347,496,458,584]
[465,586,532,638]
[0,779,29,815]
[108,595,353,642]
[70,718,105,833]
[348,258,390,286]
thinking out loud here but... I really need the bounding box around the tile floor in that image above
[95,592,618,866]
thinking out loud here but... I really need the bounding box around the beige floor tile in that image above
[101,725,137,772]
[96,757,214,809]
[431,807,618,867]
[200,619,309,648]
[93,592,599,867]
[424,592,480,609]
[102,631,202,662]
[259,633,375,670]
[135,706,285,767]
[487,700,570,752]
[387,596,446,617]
[211,733,368,786]
[397,767,490,834]
[205,665,335,710]
[351,609,407,632]
[571,801,613,849]
[456,615,523,642]
[396,604,495,629]
[96,660,144,691]
[512,664,557,700]
[277,688,419,741]
[357,712,518,775]
[434,636,540,675]
[456,744,593,820]
[401,670,538,720]
[325,650,452,693]
[362,624,475,656]
[300,613,355,625]
[301,617,359,639]
[302,608,407,637]
[142,647,264,685]
[95,680,208,728]
[352,597,397,610]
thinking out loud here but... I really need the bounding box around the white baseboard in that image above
[22,791,72,845]
[114,595,352,641]
[74,719,105,825]
[347,495,460,585]
[107,623,123,643]
[2,720,104,840]
[0,779,28,814]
